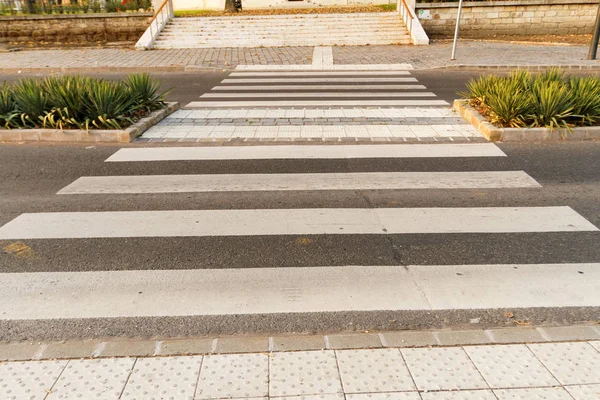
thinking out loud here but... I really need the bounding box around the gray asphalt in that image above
[1,70,600,340]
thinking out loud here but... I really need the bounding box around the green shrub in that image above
[463,68,600,130]
[0,74,167,130]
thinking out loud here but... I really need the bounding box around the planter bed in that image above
[454,99,600,142]
[0,102,178,143]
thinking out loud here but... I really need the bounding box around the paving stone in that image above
[346,394,421,400]
[591,340,600,351]
[528,342,600,385]
[158,338,214,356]
[270,335,326,352]
[336,349,415,393]
[435,330,491,346]
[326,333,382,350]
[121,356,203,400]
[0,360,67,400]
[486,327,547,344]
[41,341,98,359]
[49,358,135,399]
[380,331,437,348]
[493,387,573,400]
[269,351,342,396]
[402,347,488,391]
[464,344,559,388]
[420,390,497,400]
[99,339,157,357]
[196,353,268,399]
[0,342,45,361]
[537,326,600,342]
[565,384,600,400]
[272,395,344,400]
[214,337,268,354]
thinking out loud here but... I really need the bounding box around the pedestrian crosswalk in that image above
[0,138,599,338]
[139,68,475,141]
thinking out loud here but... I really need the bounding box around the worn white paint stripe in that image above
[106,144,506,162]
[0,207,595,240]
[230,71,412,77]
[233,64,414,71]
[221,77,418,83]
[212,85,429,91]
[2,263,599,320]
[57,171,541,195]
[185,100,449,107]
[200,92,437,98]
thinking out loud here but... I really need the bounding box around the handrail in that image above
[397,0,415,35]
[135,0,174,49]
[401,0,415,20]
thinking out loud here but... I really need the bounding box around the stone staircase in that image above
[152,12,411,48]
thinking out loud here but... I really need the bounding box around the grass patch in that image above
[462,69,600,130]
[0,74,169,130]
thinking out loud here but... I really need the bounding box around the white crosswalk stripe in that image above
[200,92,438,98]
[212,85,429,91]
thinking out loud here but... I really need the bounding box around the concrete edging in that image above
[0,102,179,143]
[454,99,600,141]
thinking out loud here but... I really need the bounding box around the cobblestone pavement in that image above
[1,331,599,399]
[1,41,598,72]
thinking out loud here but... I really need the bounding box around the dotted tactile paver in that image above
[271,395,345,400]
[420,390,497,400]
[493,387,574,400]
[0,360,67,400]
[195,353,268,399]
[565,384,600,400]
[346,393,422,400]
[464,345,559,389]
[401,347,489,391]
[590,341,600,352]
[120,356,203,400]
[528,342,600,385]
[335,349,416,393]
[269,350,343,397]
[47,358,135,399]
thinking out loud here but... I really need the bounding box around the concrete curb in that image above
[0,102,179,144]
[1,324,599,361]
[422,64,600,71]
[454,99,600,141]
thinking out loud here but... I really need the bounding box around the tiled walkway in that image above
[2,341,599,399]
[1,42,597,72]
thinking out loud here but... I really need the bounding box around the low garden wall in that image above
[0,13,153,45]
[416,0,598,38]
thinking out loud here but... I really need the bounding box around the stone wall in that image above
[0,13,153,45]
[416,0,598,38]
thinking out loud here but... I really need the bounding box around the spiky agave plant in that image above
[568,76,600,126]
[527,79,574,131]
[482,77,531,128]
[43,76,95,129]
[11,78,50,127]
[0,82,18,129]
[125,73,170,112]
[83,80,136,129]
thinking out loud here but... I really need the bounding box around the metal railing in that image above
[397,0,415,36]
[135,0,173,49]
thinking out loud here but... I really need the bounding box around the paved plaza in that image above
[1,41,598,72]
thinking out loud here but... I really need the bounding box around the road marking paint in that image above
[106,144,506,162]
[0,207,595,240]
[221,77,418,83]
[212,85,429,91]
[185,100,450,107]
[234,64,414,71]
[57,171,541,195]
[229,71,412,77]
[200,92,437,98]
[1,263,598,319]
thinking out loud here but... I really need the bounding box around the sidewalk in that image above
[0,41,598,73]
[1,326,599,399]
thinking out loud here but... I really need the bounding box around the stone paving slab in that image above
[1,42,598,73]
[0,340,599,400]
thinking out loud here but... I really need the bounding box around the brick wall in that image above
[0,13,153,45]
[416,0,598,38]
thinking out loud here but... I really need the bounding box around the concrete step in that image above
[153,40,411,48]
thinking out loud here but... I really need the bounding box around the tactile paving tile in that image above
[493,387,573,400]
[589,341,600,352]
[269,350,343,397]
[335,349,416,393]
[47,358,134,399]
[528,342,600,385]
[401,347,489,391]
[120,356,202,400]
[195,353,268,399]
[420,390,496,400]
[464,345,559,389]
[346,393,422,400]
[565,384,600,399]
[0,360,67,400]
[271,395,345,400]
